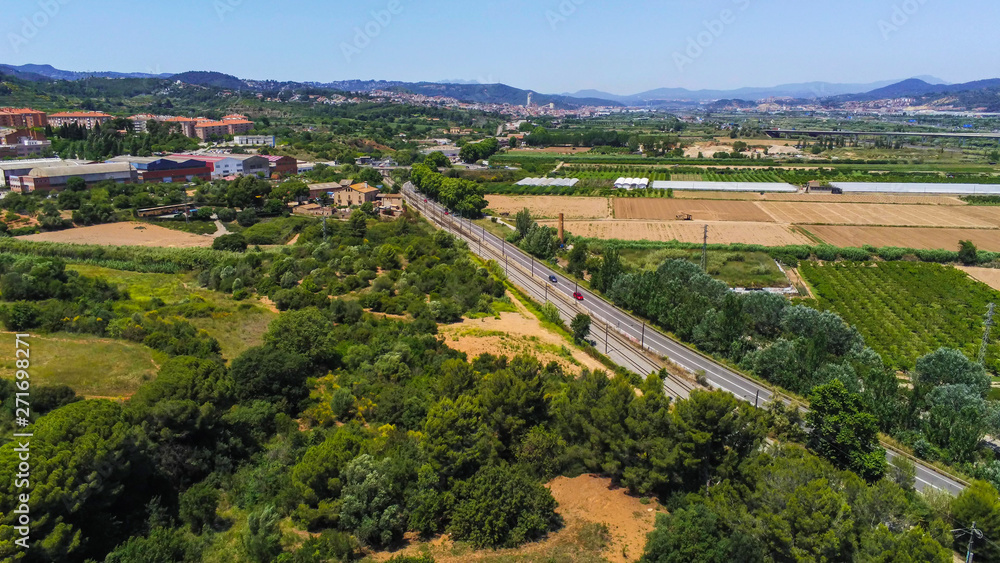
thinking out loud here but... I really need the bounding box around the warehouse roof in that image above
[29,163,133,177]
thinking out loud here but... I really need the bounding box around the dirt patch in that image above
[807,225,1000,251]
[369,474,662,563]
[286,233,300,245]
[486,195,611,220]
[440,308,603,375]
[17,222,213,248]
[958,267,1000,291]
[546,220,811,246]
[615,199,775,223]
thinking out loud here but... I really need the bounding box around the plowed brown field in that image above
[761,202,1000,228]
[673,191,966,205]
[541,220,812,246]
[807,225,1000,251]
[615,199,774,222]
[486,195,610,219]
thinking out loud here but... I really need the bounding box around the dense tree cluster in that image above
[410,164,488,217]
[458,138,499,163]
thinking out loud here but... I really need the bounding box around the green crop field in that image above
[799,261,1000,372]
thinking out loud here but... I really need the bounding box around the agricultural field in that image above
[543,220,812,246]
[806,225,1000,252]
[485,195,611,219]
[761,201,1000,227]
[18,222,214,248]
[615,199,775,222]
[673,191,967,205]
[799,261,1000,372]
[618,248,790,288]
[959,266,1000,291]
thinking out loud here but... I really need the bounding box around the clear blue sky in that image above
[3,0,997,95]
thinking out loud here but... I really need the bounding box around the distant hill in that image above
[564,77,950,103]
[170,71,248,90]
[0,63,171,81]
[835,78,1000,103]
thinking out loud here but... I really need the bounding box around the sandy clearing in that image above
[806,225,1000,251]
[544,220,813,246]
[440,310,604,375]
[615,199,775,223]
[959,267,1000,291]
[369,474,662,563]
[509,146,593,155]
[17,222,213,248]
[486,195,611,220]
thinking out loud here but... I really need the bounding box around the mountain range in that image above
[3,63,1000,111]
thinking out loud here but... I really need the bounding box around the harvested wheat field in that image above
[959,267,1000,291]
[674,191,966,205]
[544,220,812,246]
[486,195,611,220]
[806,225,1000,251]
[439,298,604,375]
[761,202,1000,228]
[370,474,663,563]
[615,198,774,222]
[18,222,213,248]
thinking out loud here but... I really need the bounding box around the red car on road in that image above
[573,292,584,301]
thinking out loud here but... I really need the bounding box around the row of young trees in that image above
[410,164,488,217]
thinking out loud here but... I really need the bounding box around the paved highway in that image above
[401,185,967,495]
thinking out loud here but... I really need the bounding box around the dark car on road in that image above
[548,275,558,283]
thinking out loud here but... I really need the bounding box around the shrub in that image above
[213,233,248,252]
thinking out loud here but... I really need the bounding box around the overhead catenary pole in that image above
[979,303,995,365]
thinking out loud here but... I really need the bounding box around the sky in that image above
[2,0,999,95]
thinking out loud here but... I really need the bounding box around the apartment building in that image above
[48,111,113,129]
[0,108,48,128]
[194,119,254,141]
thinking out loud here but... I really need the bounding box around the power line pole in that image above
[953,521,984,563]
[701,225,709,272]
[980,303,995,365]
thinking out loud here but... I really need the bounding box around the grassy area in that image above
[799,261,1000,372]
[475,217,516,240]
[0,332,164,398]
[144,219,218,235]
[67,264,278,360]
[620,249,789,288]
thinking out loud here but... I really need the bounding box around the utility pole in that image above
[605,322,609,354]
[322,217,328,242]
[953,521,984,563]
[701,225,709,272]
[979,303,995,365]
[641,322,645,349]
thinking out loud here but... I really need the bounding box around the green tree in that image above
[515,208,533,238]
[571,314,592,343]
[670,390,767,489]
[640,503,757,563]
[339,454,407,548]
[241,505,283,563]
[859,525,951,563]
[179,480,219,532]
[806,380,887,482]
[449,464,559,549]
[914,347,990,397]
[765,479,856,562]
[951,481,1000,561]
[567,241,589,277]
[212,233,248,252]
[959,240,979,265]
[349,210,368,240]
[229,345,314,411]
[424,151,452,168]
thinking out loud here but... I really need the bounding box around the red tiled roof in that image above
[166,116,199,122]
[0,108,44,115]
[195,120,254,128]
